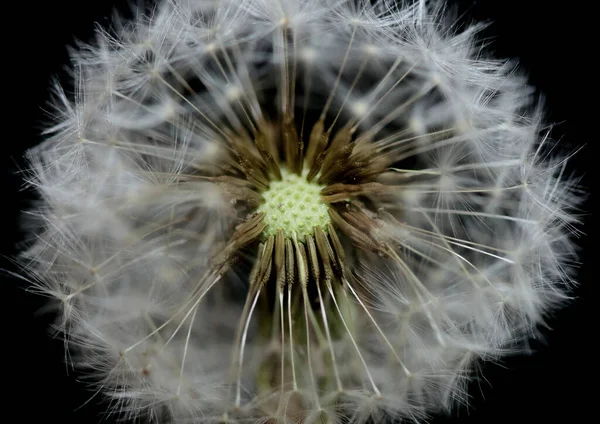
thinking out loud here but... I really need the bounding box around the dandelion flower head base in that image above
[257,168,330,241]
[21,0,580,423]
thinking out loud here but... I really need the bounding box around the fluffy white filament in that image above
[20,0,581,423]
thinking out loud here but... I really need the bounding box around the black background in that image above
[2,1,592,422]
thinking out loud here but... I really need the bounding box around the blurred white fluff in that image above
[20,0,581,423]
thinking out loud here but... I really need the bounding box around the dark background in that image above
[2,1,592,422]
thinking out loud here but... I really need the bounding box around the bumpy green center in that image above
[258,168,330,241]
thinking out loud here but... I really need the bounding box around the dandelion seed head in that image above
[18,0,581,423]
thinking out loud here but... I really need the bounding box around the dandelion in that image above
[20,0,581,423]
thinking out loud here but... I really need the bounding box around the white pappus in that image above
[20,0,582,423]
